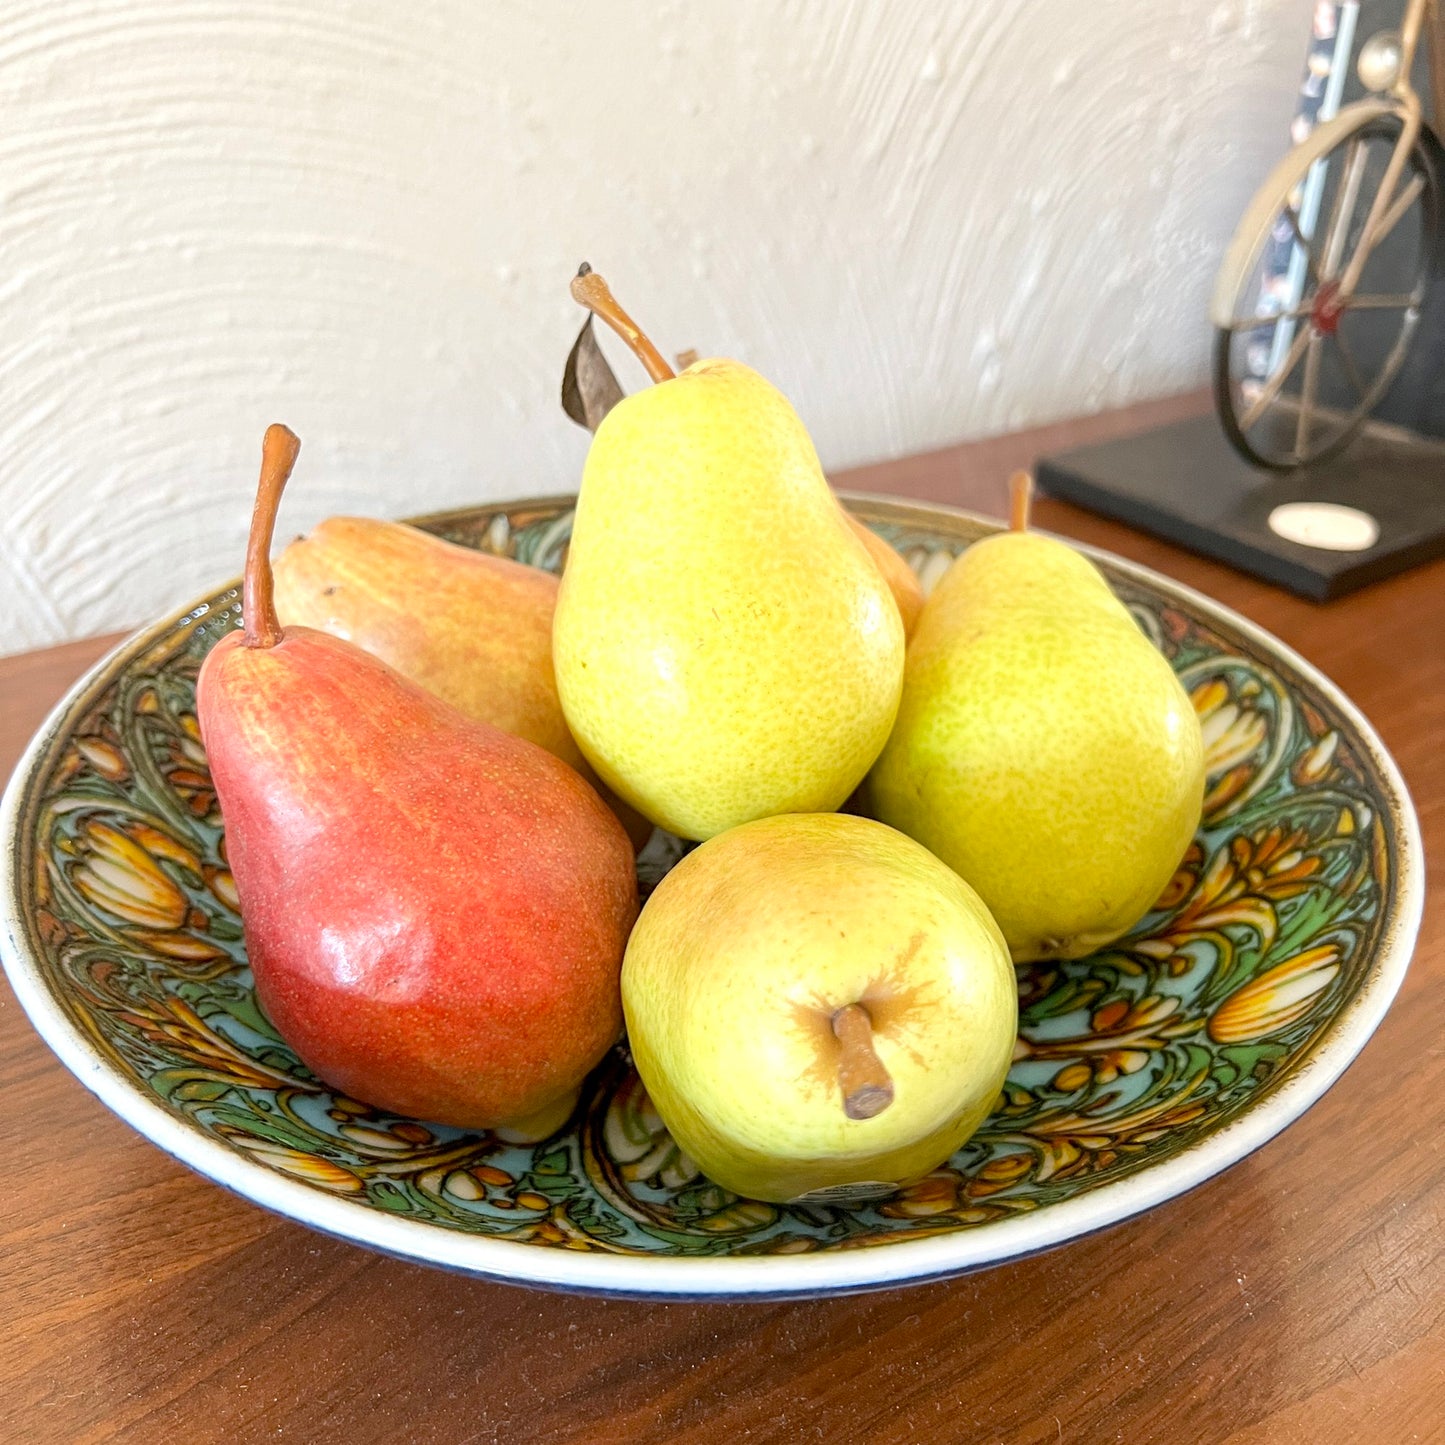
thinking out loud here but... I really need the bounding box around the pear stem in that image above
[1009,470,1033,532]
[832,1004,894,1120]
[570,265,676,385]
[242,424,302,649]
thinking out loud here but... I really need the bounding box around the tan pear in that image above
[273,516,652,849]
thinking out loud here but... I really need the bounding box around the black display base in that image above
[1036,414,1445,601]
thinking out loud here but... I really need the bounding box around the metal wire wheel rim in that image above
[1213,115,1439,472]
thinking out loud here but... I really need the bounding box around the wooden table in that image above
[3,394,1441,1444]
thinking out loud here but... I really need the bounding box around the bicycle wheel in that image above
[1214,114,1440,471]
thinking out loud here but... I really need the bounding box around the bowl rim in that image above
[0,494,1425,1299]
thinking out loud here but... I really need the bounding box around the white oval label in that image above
[1267,502,1380,553]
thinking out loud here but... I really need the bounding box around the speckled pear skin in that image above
[621,814,1017,1204]
[554,360,905,841]
[273,518,583,769]
[867,531,1205,963]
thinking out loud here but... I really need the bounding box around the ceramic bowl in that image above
[0,496,1423,1298]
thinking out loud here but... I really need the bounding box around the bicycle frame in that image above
[1213,0,1432,330]
[1337,0,1429,297]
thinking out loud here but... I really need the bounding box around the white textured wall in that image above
[1,0,1308,654]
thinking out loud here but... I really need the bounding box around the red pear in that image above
[197,426,639,1133]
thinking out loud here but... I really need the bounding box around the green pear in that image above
[552,269,904,842]
[622,812,1017,1204]
[868,476,1205,963]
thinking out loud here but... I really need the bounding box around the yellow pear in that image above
[868,476,1205,962]
[622,813,1016,1203]
[553,270,905,841]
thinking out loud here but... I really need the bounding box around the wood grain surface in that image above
[2,394,1441,1444]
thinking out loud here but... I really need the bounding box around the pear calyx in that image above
[570,264,676,385]
[242,424,302,649]
[831,1003,894,1120]
[1009,470,1033,533]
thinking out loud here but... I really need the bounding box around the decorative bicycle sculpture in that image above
[1213,0,1444,470]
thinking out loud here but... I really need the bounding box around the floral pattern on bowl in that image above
[0,496,1421,1297]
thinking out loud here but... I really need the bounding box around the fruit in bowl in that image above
[621,812,1017,1204]
[869,475,1206,962]
[196,427,639,1134]
[553,270,907,842]
[271,514,653,851]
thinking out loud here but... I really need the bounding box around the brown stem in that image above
[570,264,676,384]
[242,424,302,649]
[832,1004,894,1120]
[1008,470,1033,532]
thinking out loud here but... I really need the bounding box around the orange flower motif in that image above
[1208,943,1342,1043]
[1016,993,1200,1086]
[129,822,202,875]
[206,867,240,910]
[71,820,188,929]
[162,730,217,820]
[881,1171,962,1218]
[1135,826,1321,966]
[75,736,129,782]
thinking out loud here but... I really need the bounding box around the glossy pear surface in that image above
[622,813,1016,1203]
[868,531,1204,962]
[273,517,585,771]
[554,360,905,840]
[198,626,638,1130]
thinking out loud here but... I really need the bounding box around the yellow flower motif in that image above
[207,867,240,910]
[72,820,188,929]
[1192,677,1270,817]
[129,822,201,875]
[1194,678,1269,773]
[1208,943,1342,1043]
[1019,1074,1210,1181]
[219,1130,365,1193]
[112,992,295,1088]
[1051,1062,1093,1093]
[1292,730,1339,785]
[1017,993,1200,1088]
[128,929,229,963]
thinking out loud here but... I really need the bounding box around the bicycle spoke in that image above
[1224,305,1314,331]
[1344,293,1417,309]
[1295,330,1323,458]
[1239,324,1313,431]
[1284,206,1323,286]
[1332,328,1369,399]
[1321,137,1367,278]
[1373,171,1426,248]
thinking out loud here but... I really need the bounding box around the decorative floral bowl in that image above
[0,497,1423,1298]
